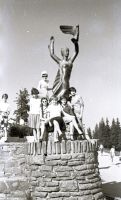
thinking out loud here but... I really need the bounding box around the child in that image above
[69,87,84,126]
[28,88,41,142]
[37,71,52,99]
[0,94,10,141]
[39,97,49,140]
[60,96,84,140]
[46,96,66,142]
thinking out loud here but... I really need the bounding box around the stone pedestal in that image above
[0,140,105,200]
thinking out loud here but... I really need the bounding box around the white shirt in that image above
[29,98,41,114]
[47,104,62,119]
[0,101,10,113]
[37,79,49,97]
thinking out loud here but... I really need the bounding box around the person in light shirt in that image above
[28,88,41,142]
[60,96,84,140]
[46,96,66,142]
[69,87,84,126]
[0,93,10,141]
[37,71,52,99]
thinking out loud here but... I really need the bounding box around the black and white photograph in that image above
[0,0,121,199]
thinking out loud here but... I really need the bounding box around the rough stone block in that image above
[35,186,59,192]
[54,166,73,172]
[61,155,72,160]
[46,155,61,160]
[39,165,52,171]
[32,191,47,198]
[48,192,70,198]
[46,181,59,187]
[60,180,78,192]
[68,160,84,166]
[56,171,71,177]
[29,155,44,165]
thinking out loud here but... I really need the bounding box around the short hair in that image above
[69,87,76,93]
[49,95,58,102]
[2,93,8,99]
[60,95,67,101]
[31,88,39,95]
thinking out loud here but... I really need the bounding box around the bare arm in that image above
[48,36,61,64]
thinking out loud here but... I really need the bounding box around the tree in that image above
[103,118,111,148]
[87,127,92,139]
[110,118,120,150]
[98,118,106,144]
[14,88,30,123]
[93,123,99,139]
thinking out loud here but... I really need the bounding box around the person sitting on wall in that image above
[60,96,84,140]
[0,93,10,141]
[37,71,52,99]
[45,96,66,142]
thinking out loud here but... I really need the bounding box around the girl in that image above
[28,88,41,142]
[60,96,84,140]
[39,97,49,140]
[69,87,84,126]
[47,96,66,142]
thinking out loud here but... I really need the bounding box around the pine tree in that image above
[98,118,106,144]
[93,124,99,139]
[110,118,120,150]
[103,118,111,148]
[14,88,30,123]
[115,118,121,150]
[87,128,92,139]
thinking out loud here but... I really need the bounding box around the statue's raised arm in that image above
[48,36,60,64]
[49,25,80,99]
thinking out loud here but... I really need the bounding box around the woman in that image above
[48,25,79,98]
[60,96,84,140]
[46,96,66,142]
[28,88,41,142]
[39,97,49,140]
[37,71,52,99]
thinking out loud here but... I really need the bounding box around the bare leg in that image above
[69,122,74,140]
[71,117,83,135]
[40,123,45,140]
[4,127,7,141]
[36,128,40,142]
[53,120,62,142]
[33,129,37,142]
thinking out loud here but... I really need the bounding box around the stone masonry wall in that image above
[0,140,105,200]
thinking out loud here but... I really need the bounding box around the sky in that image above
[0,0,121,130]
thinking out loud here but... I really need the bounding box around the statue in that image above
[48,25,79,99]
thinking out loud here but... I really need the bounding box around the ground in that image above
[98,151,121,199]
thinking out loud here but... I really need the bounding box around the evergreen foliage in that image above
[92,117,121,151]
[14,88,30,123]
